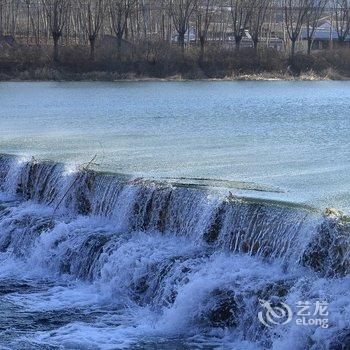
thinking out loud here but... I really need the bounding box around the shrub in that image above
[1,42,350,80]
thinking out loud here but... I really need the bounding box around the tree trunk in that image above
[52,31,61,62]
[117,34,123,60]
[89,35,96,60]
[178,31,185,52]
[0,4,3,34]
[235,36,241,51]
[161,12,165,40]
[253,39,258,52]
[290,39,296,60]
[199,35,205,65]
[307,38,312,55]
[26,3,30,45]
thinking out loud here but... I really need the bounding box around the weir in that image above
[0,154,349,274]
[0,154,349,348]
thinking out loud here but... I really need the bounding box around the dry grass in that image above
[1,44,350,81]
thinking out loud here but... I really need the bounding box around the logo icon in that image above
[258,299,293,327]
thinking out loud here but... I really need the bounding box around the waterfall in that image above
[0,154,349,349]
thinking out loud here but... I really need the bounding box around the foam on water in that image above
[0,155,349,349]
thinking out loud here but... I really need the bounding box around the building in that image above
[0,34,15,48]
[300,21,350,51]
[171,26,197,44]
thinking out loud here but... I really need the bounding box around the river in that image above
[0,81,349,349]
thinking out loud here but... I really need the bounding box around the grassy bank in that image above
[1,44,349,81]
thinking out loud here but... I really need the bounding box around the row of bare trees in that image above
[0,0,349,62]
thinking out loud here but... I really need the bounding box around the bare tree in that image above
[304,0,328,54]
[195,0,217,62]
[169,0,195,51]
[334,0,350,44]
[78,0,105,59]
[29,1,44,45]
[152,0,170,41]
[0,0,3,35]
[42,0,71,61]
[4,0,21,37]
[230,0,253,50]
[249,0,270,51]
[284,0,310,59]
[4,0,350,71]
[109,0,136,56]
[138,0,149,39]
[217,3,231,43]
[22,0,31,44]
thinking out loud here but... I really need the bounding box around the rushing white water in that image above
[0,154,349,349]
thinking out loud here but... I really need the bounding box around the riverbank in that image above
[1,45,350,82]
[0,67,347,82]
